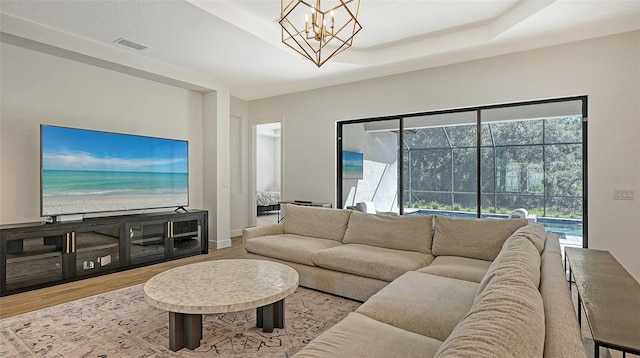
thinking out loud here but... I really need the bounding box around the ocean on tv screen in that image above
[41,125,188,216]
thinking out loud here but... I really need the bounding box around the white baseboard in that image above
[230,229,243,238]
[210,239,231,249]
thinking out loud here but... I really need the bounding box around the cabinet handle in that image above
[171,222,174,237]
[66,233,70,254]
[130,228,134,238]
[72,232,76,253]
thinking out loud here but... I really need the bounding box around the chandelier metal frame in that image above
[280,0,362,67]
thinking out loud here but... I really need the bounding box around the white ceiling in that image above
[1,0,639,100]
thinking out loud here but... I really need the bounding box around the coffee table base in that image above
[256,299,285,333]
[169,312,202,351]
[167,299,286,351]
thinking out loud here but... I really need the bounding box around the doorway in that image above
[254,122,282,226]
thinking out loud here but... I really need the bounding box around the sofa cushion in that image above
[434,271,545,358]
[312,244,434,282]
[283,204,352,241]
[539,235,588,358]
[416,256,491,283]
[343,212,434,254]
[476,235,542,297]
[356,271,479,342]
[245,234,342,266]
[242,223,284,242]
[432,216,527,261]
[292,313,443,358]
[510,222,547,253]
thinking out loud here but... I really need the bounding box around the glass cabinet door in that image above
[127,221,168,264]
[72,225,121,277]
[4,234,66,291]
[170,219,202,255]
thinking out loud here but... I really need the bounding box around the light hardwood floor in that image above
[0,236,244,320]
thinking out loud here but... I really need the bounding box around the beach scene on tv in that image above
[41,126,188,216]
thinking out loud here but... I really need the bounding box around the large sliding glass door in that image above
[337,97,587,248]
[480,101,585,248]
[402,111,478,216]
[479,118,546,218]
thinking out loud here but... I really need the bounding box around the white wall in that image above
[0,42,205,225]
[249,31,640,280]
[257,134,279,191]
[230,96,249,237]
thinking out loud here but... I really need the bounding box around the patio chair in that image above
[355,201,377,214]
[509,208,537,223]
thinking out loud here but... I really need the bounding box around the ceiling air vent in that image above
[114,37,149,51]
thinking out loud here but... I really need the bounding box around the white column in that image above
[203,89,232,249]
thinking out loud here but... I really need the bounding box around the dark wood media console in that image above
[0,210,208,296]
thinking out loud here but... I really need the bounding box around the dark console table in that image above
[0,210,208,296]
[565,247,640,358]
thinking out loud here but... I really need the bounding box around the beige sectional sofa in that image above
[242,204,586,357]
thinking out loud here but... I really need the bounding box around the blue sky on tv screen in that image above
[42,126,188,173]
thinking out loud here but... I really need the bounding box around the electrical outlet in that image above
[614,189,635,200]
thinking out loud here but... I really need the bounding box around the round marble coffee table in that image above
[144,259,299,351]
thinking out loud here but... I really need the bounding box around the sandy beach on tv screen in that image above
[42,193,187,215]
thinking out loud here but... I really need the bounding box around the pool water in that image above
[406,209,583,238]
[537,218,583,237]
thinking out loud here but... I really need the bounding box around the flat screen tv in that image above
[342,151,363,179]
[40,125,189,217]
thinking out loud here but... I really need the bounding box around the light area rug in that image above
[0,284,361,357]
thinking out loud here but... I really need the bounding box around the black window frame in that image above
[337,96,588,247]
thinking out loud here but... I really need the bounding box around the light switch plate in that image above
[614,189,634,200]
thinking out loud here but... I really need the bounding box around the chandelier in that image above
[280,0,362,67]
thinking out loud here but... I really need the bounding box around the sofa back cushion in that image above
[283,204,352,241]
[343,212,434,254]
[434,271,545,358]
[432,216,527,261]
[476,235,542,298]
[539,236,589,357]
[509,222,547,253]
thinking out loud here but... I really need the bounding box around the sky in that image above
[41,125,188,173]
